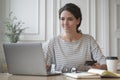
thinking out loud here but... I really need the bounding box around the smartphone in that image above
[85,61,97,66]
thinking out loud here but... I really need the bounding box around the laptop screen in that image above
[3,43,48,75]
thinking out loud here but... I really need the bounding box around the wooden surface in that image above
[0,73,120,80]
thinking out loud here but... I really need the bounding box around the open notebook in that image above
[64,68,120,79]
[3,43,61,76]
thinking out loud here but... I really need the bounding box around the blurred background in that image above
[0,0,120,72]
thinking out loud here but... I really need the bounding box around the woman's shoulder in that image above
[46,35,60,44]
[82,34,94,40]
[42,36,59,48]
[49,36,59,42]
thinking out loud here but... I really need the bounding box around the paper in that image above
[88,69,120,78]
[63,72,100,79]
[64,68,120,79]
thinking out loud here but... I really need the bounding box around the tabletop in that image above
[0,73,120,80]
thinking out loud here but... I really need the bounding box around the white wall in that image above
[0,0,2,72]
[96,0,110,56]
[0,0,110,72]
[0,0,6,72]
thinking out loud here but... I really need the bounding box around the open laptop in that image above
[3,42,61,75]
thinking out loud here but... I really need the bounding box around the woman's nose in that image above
[63,19,68,25]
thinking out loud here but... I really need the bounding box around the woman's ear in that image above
[77,18,80,25]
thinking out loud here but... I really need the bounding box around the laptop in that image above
[3,42,61,75]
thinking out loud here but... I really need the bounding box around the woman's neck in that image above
[61,32,82,42]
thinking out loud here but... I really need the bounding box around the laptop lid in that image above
[3,43,49,75]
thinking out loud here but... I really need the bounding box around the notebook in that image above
[3,42,61,75]
[64,68,120,79]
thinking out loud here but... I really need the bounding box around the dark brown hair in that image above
[59,3,82,33]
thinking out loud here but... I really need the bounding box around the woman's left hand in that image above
[90,63,107,70]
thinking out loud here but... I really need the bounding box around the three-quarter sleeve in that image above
[90,36,106,65]
[42,39,55,67]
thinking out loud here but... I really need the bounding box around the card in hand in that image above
[85,61,97,66]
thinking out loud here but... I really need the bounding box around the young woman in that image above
[43,3,107,72]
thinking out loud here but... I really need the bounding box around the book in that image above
[64,72,100,79]
[63,68,120,79]
[88,68,120,78]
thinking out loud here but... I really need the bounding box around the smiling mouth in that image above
[64,28,70,31]
[64,26,70,29]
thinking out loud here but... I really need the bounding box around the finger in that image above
[94,63,100,66]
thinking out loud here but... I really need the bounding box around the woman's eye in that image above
[60,17,64,20]
[60,17,73,21]
[68,18,73,21]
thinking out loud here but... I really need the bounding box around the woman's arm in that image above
[43,38,56,71]
[91,63,107,70]
[90,36,107,69]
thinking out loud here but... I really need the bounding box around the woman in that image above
[43,3,107,72]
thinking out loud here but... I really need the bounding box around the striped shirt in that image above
[43,34,106,71]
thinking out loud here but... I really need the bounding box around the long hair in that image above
[59,3,82,33]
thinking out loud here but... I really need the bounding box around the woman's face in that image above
[60,10,80,33]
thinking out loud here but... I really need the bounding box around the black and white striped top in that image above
[43,34,106,71]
